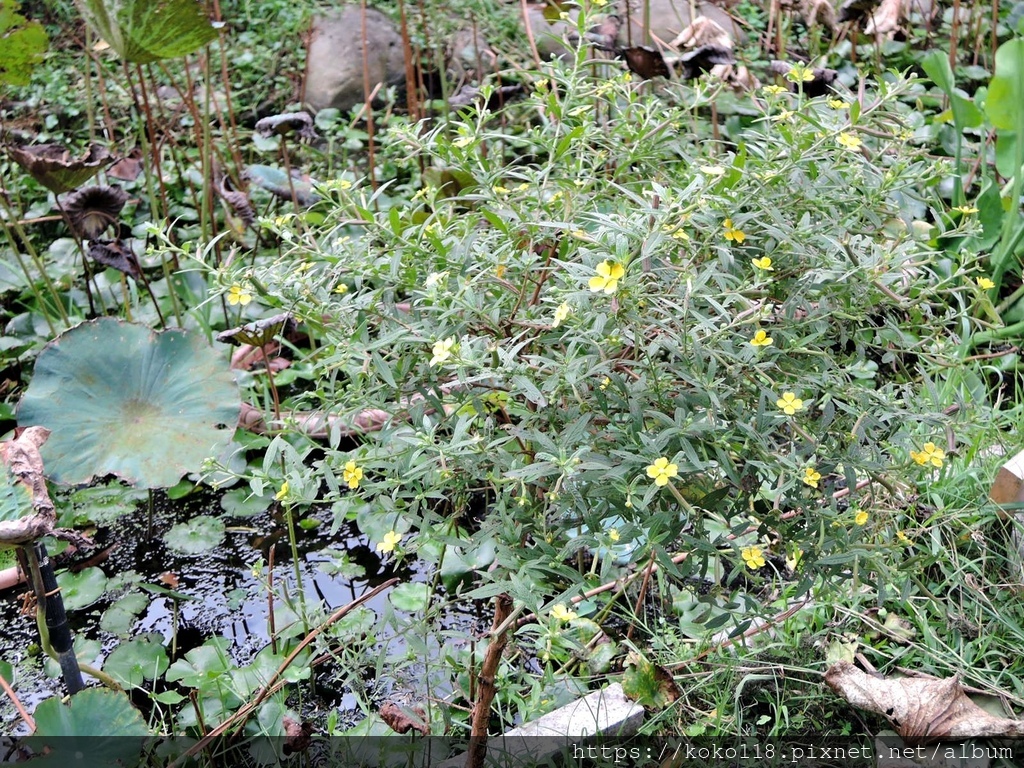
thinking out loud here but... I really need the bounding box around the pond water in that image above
[0,487,490,733]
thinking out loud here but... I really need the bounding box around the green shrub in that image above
[208,60,992,713]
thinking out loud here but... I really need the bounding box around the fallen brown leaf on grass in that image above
[826,661,1024,744]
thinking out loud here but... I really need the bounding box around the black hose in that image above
[33,542,84,694]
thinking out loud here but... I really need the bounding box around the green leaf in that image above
[246,164,319,206]
[28,689,148,766]
[0,0,48,86]
[995,129,1019,179]
[44,637,101,679]
[219,486,272,517]
[34,688,150,735]
[164,514,225,554]
[621,651,680,710]
[0,659,13,685]
[57,566,109,610]
[165,637,231,690]
[921,50,982,130]
[985,39,1024,130]
[389,582,431,612]
[74,0,218,63]
[100,592,149,634]
[19,318,240,488]
[104,636,169,687]
[0,466,32,525]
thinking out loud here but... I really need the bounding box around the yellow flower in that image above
[430,337,456,366]
[452,136,474,148]
[776,392,804,415]
[761,84,787,96]
[802,466,821,488]
[492,185,509,195]
[377,530,402,554]
[608,528,620,542]
[227,284,252,306]
[551,604,577,622]
[671,228,690,240]
[976,277,995,290]
[496,263,506,278]
[342,460,363,489]
[752,256,773,271]
[723,219,746,243]
[837,132,862,151]
[334,283,349,294]
[785,63,815,83]
[750,329,774,347]
[742,546,766,570]
[827,98,850,109]
[954,204,978,214]
[646,456,679,487]
[854,509,869,526]
[552,302,571,328]
[910,442,945,468]
[896,530,911,544]
[274,481,290,501]
[773,109,795,122]
[592,0,608,5]
[588,261,625,294]
[599,376,610,390]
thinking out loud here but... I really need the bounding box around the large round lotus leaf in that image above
[28,688,148,766]
[18,318,240,488]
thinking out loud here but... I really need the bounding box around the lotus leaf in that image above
[28,688,148,765]
[18,318,240,488]
[74,0,218,64]
[0,466,32,527]
[43,636,100,679]
[100,591,149,634]
[56,566,108,610]
[246,164,319,206]
[163,514,224,554]
[8,143,111,194]
[104,635,168,687]
[389,582,431,613]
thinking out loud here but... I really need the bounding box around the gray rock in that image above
[447,25,497,82]
[304,7,406,113]
[619,0,744,48]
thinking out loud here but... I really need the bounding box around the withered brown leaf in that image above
[826,661,1024,744]
[379,701,430,736]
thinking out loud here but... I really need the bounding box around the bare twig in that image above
[0,666,34,732]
